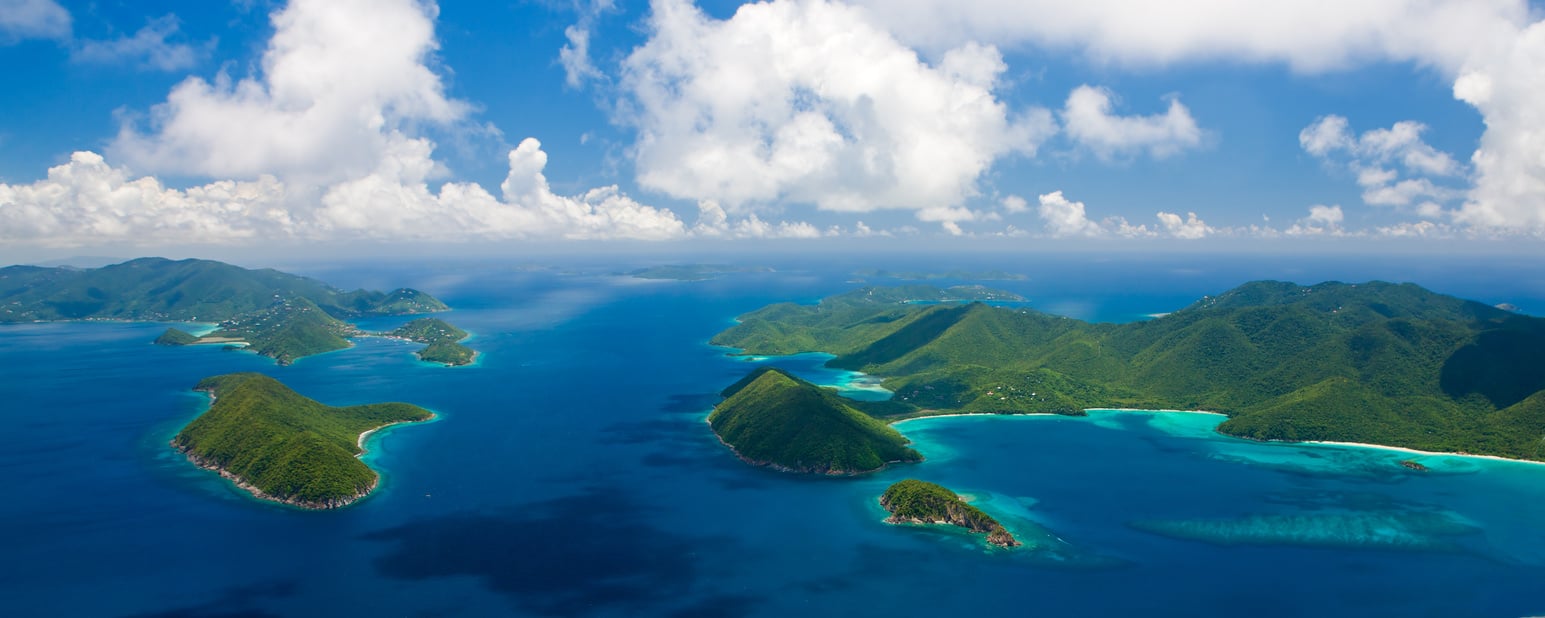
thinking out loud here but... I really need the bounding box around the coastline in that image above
[1300,439,1545,468]
[177,390,435,509]
[704,415,919,475]
[886,406,1545,468]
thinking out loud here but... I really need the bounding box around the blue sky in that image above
[2,0,1544,260]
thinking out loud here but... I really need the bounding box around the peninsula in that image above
[172,373,433,509]
[709,368,921,474]
[0,257,461,365]
[880,479,1020,548]
[713,281,1545,461]
[383,317,476,366]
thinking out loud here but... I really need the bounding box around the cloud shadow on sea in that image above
[360,486,753,616]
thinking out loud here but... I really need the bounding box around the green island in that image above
[712,281,1545,461]
[852,268,1028,281]
[172,373,433,509]
[628,264,775,281]
[709,367,921,474]
[0,257,447,322]
[0,257,470,365]
[383,317,476,366]
[880,479,1020,548]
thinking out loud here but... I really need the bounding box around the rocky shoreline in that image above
[171,441,376,510]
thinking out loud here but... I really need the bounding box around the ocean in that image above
[1,252,1543,617]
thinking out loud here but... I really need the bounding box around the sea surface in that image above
[2,253,1544,617]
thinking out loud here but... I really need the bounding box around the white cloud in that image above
[999,194,1028,214]
[0,151,292,247]
[1155,211,1212,239]
[1036,191,1103,237]
[0,0,70,43]
[71,15,208,71]
[110,0,468,184]
[850,0,1525,74]
[618,0,1055,214]
[1062,85,1202,159]
[559,0,615,88]
[1300,115,1465,216]
[317,137,689,241]
[1285,204,1344,236]
[857,1,1545,235]
[691,200,824,238]
[1454,20,1545,231]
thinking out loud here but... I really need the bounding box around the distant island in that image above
[709,367,921,474]
[713,281,1545,461]
[172,373,433,509]
[880,479,1020,548]
[852,269,1028,281]
[628,264,775,281]
[0,257,446,322]
[383,317,475,366]
[0,257,473,365]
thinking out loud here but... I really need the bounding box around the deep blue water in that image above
[2,254,1545,617]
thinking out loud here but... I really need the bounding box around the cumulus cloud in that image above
[315,137,689,241]
[1155,211,1212,239]
[851,0,1545,234]
[0,0,70,43]
[618,0,1055,214]
[1285,204,1345,236]
[1299,115,1465,215]
[110,0,468,184]
[1454,20,1545,231]
[1036,191,1104,237]
[0,151,292,247]
[850,0,1525,74]
[1062,86,1202,159]
[2,0,725,247]
[71,15,208,71]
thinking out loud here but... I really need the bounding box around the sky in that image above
[2,0,1545,261]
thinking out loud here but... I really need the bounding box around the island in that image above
[852,268,1029,281]
[0,257,447,322]
[627,264,775,281]
[712,281,1545,461]
[709,367,922,474]
[880,479,1020,548]
[0,257,458,365]
[383,317,476,366]
[172,373,433,509]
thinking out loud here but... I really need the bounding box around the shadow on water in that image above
[120,579,298,618]
[360,487,749,616]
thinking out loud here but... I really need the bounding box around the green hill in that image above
[0,257,447,322]
[709,368,921,474]
[880,479,1019,547]
[202,298,360,365]
[384,318,475,366]
[714,282,1545,460]
[172,373,433,509]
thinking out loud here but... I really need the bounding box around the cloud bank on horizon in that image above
[3,0,1545,249]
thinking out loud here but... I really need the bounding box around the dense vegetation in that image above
[202,298,360,365]
[709,368,921,474]
[714,282,1545,460]
[385,318,476,366]
[880,479,1019,547]
[0,257,455,365]
[154,327,200,346]
[173,373,432,509]
[710,285,1025,356]
[0,257,447,322]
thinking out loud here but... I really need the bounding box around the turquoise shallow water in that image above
[2,258,1545,616]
